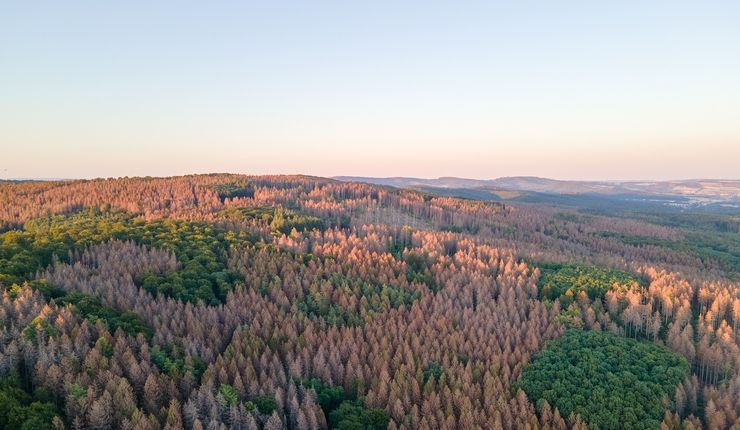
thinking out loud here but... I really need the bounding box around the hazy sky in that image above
[2,1,739,180]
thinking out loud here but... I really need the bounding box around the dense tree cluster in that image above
[220,207,327,236]
[518,330,690,429]
[0,372,61,429]
[0,175,738,429]
[536,263,643,303]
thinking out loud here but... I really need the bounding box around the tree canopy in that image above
[518,330,690,429]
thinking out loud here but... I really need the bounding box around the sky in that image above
[2,1,739,180]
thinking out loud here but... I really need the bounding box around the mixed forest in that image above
[0,174,738,429]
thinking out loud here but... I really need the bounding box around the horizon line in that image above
[3,174,740,183]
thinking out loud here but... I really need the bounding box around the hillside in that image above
[0,174,738,429]
[334,176,740,212]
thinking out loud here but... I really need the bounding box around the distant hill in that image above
[333,176,740,212]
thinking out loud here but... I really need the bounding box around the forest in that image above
[0,174,738,429]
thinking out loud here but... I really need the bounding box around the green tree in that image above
[518,330,690,430]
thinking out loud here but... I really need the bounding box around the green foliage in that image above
[218,384,239,406]
[139,266,240,306]
[518,330,690,430]
[439,224,479,234]
[555,212,593,223]
[55,292,154,339]
[328,399,389,430]
[0,210,168,287]
[210,180,255,200]
[21,316,59,341]
[596,211,740,276]
[606,229,740,277]
[270,206,325,234]
[683,230,740,276]
[69,383,86,399]
[298,294,363,327]
[127,217,248,305]
[10,402,58,430]
[27,279,66,299]
[0,210,252,305]
[387,241,406,259]
[96,336,113,358]
[423,361,443,384]
[301,378,348,416]
[404,252,438,291]
[219,205,325,234]
[298,274,420,327]
[151,345,207,381]
[537,263,642,302]
[254,394,278,415]
[555,303,584,329]
[219,205,275,222]
[629,211,740,234]
[0,373,60,430]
